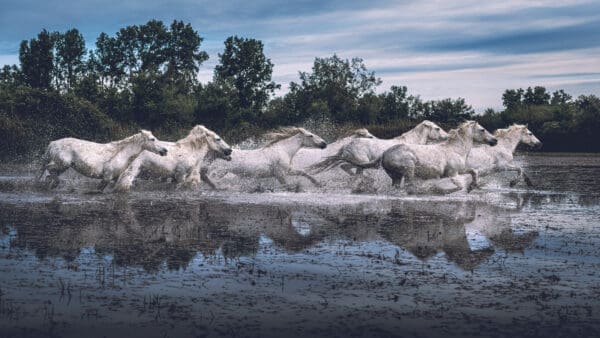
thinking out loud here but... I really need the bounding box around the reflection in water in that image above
[0,196,538,272]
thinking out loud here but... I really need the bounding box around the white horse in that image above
[292,128,375,169]
[309,120,448,175]
[39,130,168,190]
[209,127,327,189]
[114,125,232,192]
[381,121,497,193]
[467,124,542,187]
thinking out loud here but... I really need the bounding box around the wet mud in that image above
[0,153,599,337]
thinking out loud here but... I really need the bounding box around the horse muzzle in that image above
[159,148,168,156]
[223,148,233,156]
[318,142,327,149]
[488,138,498,146]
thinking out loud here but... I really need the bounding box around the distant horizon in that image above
[2,0,599,111]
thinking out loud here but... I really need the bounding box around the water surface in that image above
[0,153,599,337]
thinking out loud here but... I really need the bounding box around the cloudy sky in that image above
[1,0,599,110]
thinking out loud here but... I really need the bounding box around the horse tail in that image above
[307,157,342,174]
[352,157,381,169]
[309,150,382,174]
[307,148,348,174]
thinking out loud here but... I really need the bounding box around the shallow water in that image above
[0,153,599,337]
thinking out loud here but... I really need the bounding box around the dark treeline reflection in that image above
[0,197,539,272]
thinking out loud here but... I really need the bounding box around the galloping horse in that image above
[381,121,497,193]
[114,125,232,192]
[39,130,168,190]
[309,120,448,175]
[467,124,541,187]
[292,128,375,169]
[209,127,327,188]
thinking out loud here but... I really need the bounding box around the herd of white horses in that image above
[38,120,541,195]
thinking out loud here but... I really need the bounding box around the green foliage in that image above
[0,87,120,159]
[2,24,600,158]
[215,36,279,113]
[290,54,381,122]
[54,29,86,91]
[19,29,55,89]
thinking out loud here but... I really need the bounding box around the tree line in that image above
[1,20,599,160]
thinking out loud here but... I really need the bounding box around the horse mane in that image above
[494,124,526,138]
[447,121,475,141]
[344,128,370,138]
[393,120,432,140]
[176,125,209,150]
[111,132,144,147]
[263,127,304,147]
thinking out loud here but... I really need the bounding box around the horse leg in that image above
[115,160,142,192]
[274,172,288,186]
[466,169,479,192]
[449,175,464,194]
[200,168,218,190]
[340,163,357,176]
[289,169,322,187]
[505,164,525,187]
[97,179,110,192]
[522,171,534,187]
[45,161,68,189]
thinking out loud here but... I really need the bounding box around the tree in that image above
[214,36,279,113]
[165,20,209,87]
[551,89,572,105]
[19,29,55,89]
[137,20,169,73]
[423,98,474,124]
[289,54,381,122]
[523,86,550,105]
[379,85,410,122]
[502,88,524,110]
[55,29,86,91]
[94,32,126,88]
[0,65,23,87]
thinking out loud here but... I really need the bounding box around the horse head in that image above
[350,128,375,139]
[421,120,449,142]
[203,128,233,161]
[139,130,168,156]
[299,128,327,149]
[463,121,497,146]
[517,124,542,149]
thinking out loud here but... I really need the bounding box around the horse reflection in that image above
[0,196,539,273]
[0,199,325,272]
[313,199,538,270]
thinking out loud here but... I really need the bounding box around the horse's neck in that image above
[191,144,210,166]
[445,130,473,158]
[269,134,304,160]
[497,130,521,154]
[396,128,427,144]
[109,140,143,164]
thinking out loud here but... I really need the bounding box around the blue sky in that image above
[1,0,599,110]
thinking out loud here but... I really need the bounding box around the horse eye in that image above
[151,138,156,141]
[309,135,314,137]
[435,127,440,131]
